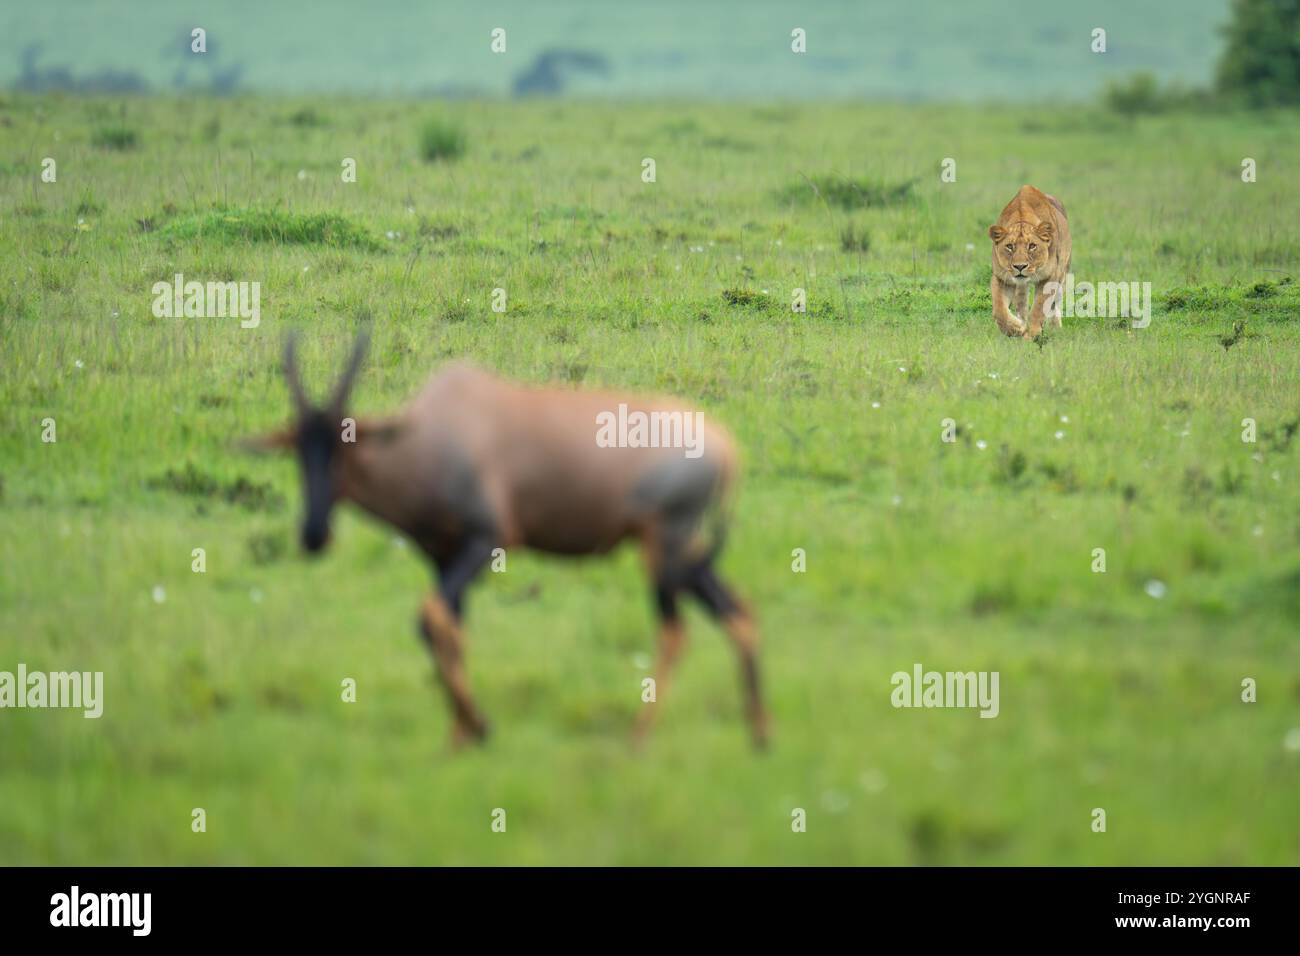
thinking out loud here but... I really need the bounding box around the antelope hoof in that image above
[449,717,491,750]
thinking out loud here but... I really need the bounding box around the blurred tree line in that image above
[1218,0,1300,105]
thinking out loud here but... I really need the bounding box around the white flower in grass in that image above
[1144,580,1167,599]
[1284,728,1300,753]
[151,585,166,604]
[859,769,886,794]
[820,790,849,813]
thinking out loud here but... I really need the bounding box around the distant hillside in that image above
[0,0,1229,100]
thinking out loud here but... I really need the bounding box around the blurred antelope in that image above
[252,334,769,750]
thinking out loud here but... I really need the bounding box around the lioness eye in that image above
[1005,244,1014,252]
[1028,244,1037,251]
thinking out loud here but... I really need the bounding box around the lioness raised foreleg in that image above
[991,276,1026,337]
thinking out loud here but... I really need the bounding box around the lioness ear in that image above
[988,225,1005,242]
[1036,222,1054,242]
[237,429,295,454]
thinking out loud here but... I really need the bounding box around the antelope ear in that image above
[988,225,1006,242]
[1036,222,1054,242]
[237,429,295,454]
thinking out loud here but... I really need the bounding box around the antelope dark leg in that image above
[686,562,771,750]
[418,536,496,748]
[632,574,688,747]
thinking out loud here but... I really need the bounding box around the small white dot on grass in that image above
[631,652,651,670]
[871,401,881,409]
[898,366,907,373]
[820,790,849,813]
[859,769,886,794]
[74,360,84,369]
[151,585,166,604]
[296,169,307,180]
[965,242,974,251]
[976,440,987,450]
[250,588,264,604]
[1059,415,1070,423]
[1144,580,1167,599]
[891,495,903,507]
[1252,525,1264,537]
[1284,728,1300,753]
[1055,430,1065,440]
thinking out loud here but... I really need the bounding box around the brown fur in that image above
[987,185,1072,339]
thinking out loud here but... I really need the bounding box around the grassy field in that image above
[1,94,1299,865]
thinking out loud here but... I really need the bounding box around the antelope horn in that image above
[283,332,309,414]
[329,330,370,417]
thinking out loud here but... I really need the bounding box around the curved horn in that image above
[329,330,370,416]
[283,332,309,414]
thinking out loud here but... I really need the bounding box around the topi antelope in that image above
[251,334,770,750]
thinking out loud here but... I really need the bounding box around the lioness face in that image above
[989,221,1053,282]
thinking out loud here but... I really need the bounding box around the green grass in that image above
[418,117,466,163]
[1,94,1299,865]
[158,208,383,250]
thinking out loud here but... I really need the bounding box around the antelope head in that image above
[250,332,369,554]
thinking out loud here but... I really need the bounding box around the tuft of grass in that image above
[780,174,916,210]
[147,463,284,512]
[721,287,777,312]
[840,223,871,253]
[419,117,466,162]
[91,125,138,150]
[157,208,382,250]
[286,106,327,128]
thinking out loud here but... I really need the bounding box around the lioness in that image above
[987,185,1072,339]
